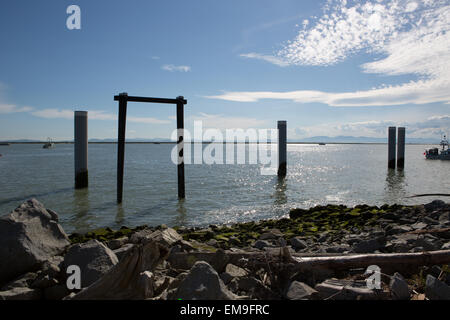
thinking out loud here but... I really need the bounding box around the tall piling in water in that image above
[117,93,128,203]
[176,96,186,199]
[397,127,405,169]
[74,111,88,189]
[388,126,396,169]
[277,120,287,177]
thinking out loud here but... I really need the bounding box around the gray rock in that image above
[106,236,128,250]
[290,237,308,250]
[63,239,118,287]
[352,237,385,253]
[234,276,275,299]
[43,284,70,300]
[253,240,272,250]
[389,273,410,300]
[381,212,399,221]
[425,274,450,300]
[258,229,284,240]
[441,242,450,250]
[0,287,42,300]
[209,248,230,274]
[414,237,441,251]
[206,239,218,247]
[285,281,318,300]
[130,227,182,247]
[113,243,135,261]
[386,225,413,235]
[325,245,350,253]
[386,239,411,253]
[411,222,428,230]
[31,274,59,289]
[439,212,449,222]
[422,216,440,225]
[0,272,37,291]
[172,261,237,300]
[424,200,446,212]
[0,199,70,286]
[223,264,248,278]
[220,272,233,285]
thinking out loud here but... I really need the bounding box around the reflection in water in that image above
[72,188,91,231]
[384,169,406,203]
[115,204,125,225]
[173,199,187,226]
[273,177,287,206]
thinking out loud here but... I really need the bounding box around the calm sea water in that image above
[0,143,448,233]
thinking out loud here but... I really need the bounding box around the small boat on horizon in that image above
[43,138,55,149]
[424,134,449,160]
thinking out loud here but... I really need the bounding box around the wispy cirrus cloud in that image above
[161,64,191,72]
[240,53,289,67]
[225,0,450,107]
[31,108,170,124]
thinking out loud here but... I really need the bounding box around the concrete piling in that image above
[277,121,287,177]
[74,111,88,189]
[388,126,396,169]
[397,127,405,169]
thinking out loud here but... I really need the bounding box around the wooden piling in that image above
[117,93,128,203]
[176,96,185,199]
[74,111,88,189]
[277,121,287,177]
[388,126,396,169]
[397,127,405,169]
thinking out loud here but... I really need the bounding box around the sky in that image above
[0,0,449,141]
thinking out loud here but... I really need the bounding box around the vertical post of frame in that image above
[117,93,128,203]
[176,96,186,199]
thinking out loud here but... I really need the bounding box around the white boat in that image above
[425,135,449,160]
[43,138,55,149]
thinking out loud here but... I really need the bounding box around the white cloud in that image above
[31,108,73,119]
[226,0,450,107]
[31,108,170,124]
[0,104,33,114]
[161,64,191,72]
[290,115,450,139]
[240,53,289,67]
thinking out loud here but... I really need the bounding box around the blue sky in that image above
[0,0,449,141]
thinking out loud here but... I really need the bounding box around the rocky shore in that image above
[1,198,450,300]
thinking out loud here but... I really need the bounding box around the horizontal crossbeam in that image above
[114,95,187,105]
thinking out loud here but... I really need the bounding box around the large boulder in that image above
[63,239,118,288]
[425,275,450,300]
[171,261,237,300]
[0,199,70,286]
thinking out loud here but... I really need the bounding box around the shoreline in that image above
[1,199,449,300]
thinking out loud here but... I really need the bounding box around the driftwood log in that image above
[69,244,450,299]
[69,240,169,300]
[168,249,450,274]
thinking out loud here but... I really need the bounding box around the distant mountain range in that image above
[292,136,441,144]
[1,136,441,144]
